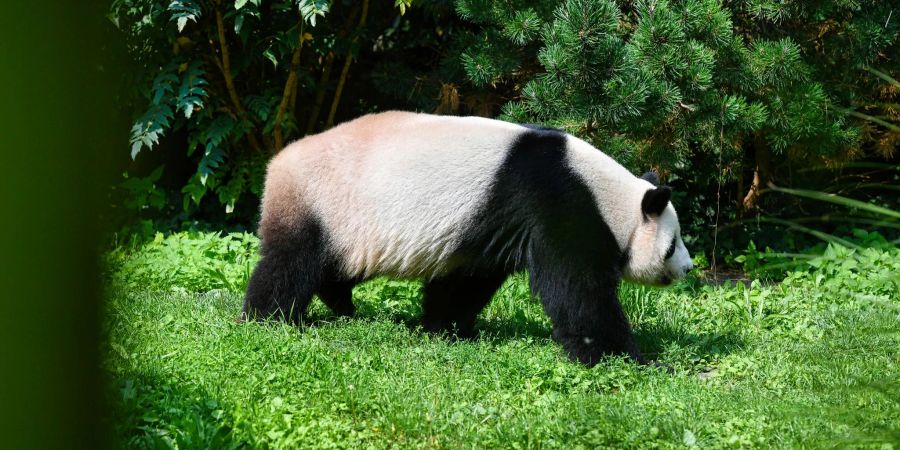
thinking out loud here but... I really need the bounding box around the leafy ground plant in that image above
[107,231,260,293]
[104,233,898,448]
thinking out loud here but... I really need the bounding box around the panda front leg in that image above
[242,224,324,325]
[553,288,646,366]
[531,271,645,366]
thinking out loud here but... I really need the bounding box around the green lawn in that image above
[104,238,898,449]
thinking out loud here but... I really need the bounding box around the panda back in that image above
[269,112,523,278]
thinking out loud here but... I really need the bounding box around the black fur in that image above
[243,125,648,366]
[242,218,356,323]
[242,219,325,323]
[453,128,644,365]
[317,279,356,317]
[664,236,677,260]
[640,171,660,186]
[641,186,671,217]
[421,273,507,339]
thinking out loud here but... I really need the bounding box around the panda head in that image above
[621,172,693,286]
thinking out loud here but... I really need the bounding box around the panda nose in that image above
[683,261,694,273]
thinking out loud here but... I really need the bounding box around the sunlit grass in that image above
[104,245,898,448]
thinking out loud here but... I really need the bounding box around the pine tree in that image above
[454,0,898,221]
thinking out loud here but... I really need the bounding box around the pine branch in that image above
[325,0,369,129]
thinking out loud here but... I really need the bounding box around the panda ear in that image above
[641,186,671,217]
[640,171,660,186]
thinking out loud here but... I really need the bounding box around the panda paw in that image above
[554,332,651,367]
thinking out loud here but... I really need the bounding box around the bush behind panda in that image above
[242,111,693,366]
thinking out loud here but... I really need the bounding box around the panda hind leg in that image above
[421,273,506,339]
[241,223,324,325]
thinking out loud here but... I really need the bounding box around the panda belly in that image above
[318,180,484,279]
[303,115,520,279]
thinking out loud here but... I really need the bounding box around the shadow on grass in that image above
[476,314,553,342]
[307,300,745,366]
[106,372,249,449]
[634,325,745,362]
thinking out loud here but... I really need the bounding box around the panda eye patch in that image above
[664,237,676,259]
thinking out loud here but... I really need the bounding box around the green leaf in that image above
[298,0,329,27]
[394,0,412,15]
[147,165,165,183]
[769,185,900,220]
[235,0,248,10]
[182,173,208,209]
[198,115,235,185]
[151,72,179,105]
[130,104,174,159]
[168,0,201,33]
[199,146,225,185]
[176,61,208,119]
[245,95,272,121]
[263,48,278,68]
[204,115,236,150]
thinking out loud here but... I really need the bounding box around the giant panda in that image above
[242,111,693,366]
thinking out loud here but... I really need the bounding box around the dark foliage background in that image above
[110,0,899,265]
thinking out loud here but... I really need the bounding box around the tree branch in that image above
[304,53,335,134]
[213,1,263,153]
[289,68,299,112]
[304,3,361,134]
[325,0,369,129]
[742,135,772,212]
[274,22,307,151]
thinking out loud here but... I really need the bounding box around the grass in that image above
[104,236,899,449]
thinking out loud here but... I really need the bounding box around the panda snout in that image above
[672,262,693,279]
[663,260,693,284]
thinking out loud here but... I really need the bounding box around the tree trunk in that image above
[304,4,361,134]
[213,2,263,153]
[273,23,306,151]
[325,0,369,129]
[304,53,335,134]
[741,136,772,212]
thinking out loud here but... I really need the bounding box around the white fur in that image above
[564,135,692,285]
[667,237,692,279]
[270,112,691,283]
[271,112,521,278]
[564,136,652,250]
[622,205,692,284]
